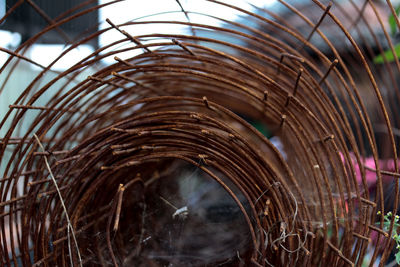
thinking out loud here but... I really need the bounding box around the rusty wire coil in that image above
[1,0,400,266]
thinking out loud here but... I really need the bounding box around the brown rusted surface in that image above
[0,0,400,266]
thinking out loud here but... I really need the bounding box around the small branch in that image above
[113,184,125,232]
[33,134,83,267]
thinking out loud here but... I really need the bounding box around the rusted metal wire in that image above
[0,0,400,266]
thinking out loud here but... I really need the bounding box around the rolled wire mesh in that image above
[0,0,400,266]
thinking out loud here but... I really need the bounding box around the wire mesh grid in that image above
[0,0,400,266]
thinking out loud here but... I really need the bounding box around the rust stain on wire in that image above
[0,0,399,266]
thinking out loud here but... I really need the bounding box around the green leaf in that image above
[389,6,400,36]
[396,251,400,264]
[373,43,400,64]
[251,121,271,138]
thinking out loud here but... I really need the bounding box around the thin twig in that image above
[159,195,177,210]
[113,184,125,232]
[33,134,83,267]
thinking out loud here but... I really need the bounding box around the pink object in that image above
[341,153,399,187]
